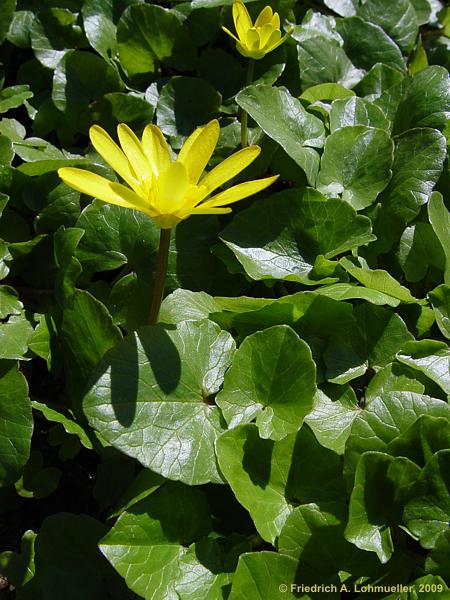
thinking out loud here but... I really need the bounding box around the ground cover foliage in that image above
[0,0,449,598]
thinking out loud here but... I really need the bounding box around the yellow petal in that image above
[271,12,280,30]
[199,145,261,195]
[255,5,273,28]
[186,207,232,215]
[236,42,265,59]
[177,120,220,184]
[89,125,140,193]
[200,175,279,208]
[233,0,253,40]
[141,124,171,178]
[117,124,152,188]
[264,29,281,51]
[258,22,275,48]
[246,27,260,50]
[58,167,153,214]
[267,28,293,52]
[155,162,190,213]
[222,26,240,43]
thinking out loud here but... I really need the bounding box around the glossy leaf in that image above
[345,452,421,563]
[404,450,450,549]
[217,325,316,440]
[344,392,450,482]
[396,340,450,395]
[0,362,32,487]
[216,424,346,544]
[84,320,235,484]
[316,125,393,210]
[236,85,324,185]
[100,483,211,600]
[429,284,450,339]
[220,188,375,284]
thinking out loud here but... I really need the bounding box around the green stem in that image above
[149,228,171,325]
[240,58,254,148]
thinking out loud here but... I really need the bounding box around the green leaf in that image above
[89,91,155,132]
[329,97,390,132]
[409,43,429,76]
[372,129,447,253]
[52,50,123,114]
[376,66,450,135]
[30,8,84,69]
[354,62,404,97]
[404,450,450,549]
[344,392,450,482]
[15,450,61,499]
[0,531,35,589]
[236,85,325,185]
[396,340,450,395]
[428,192,450,285]
[0,313,35,360]
[324,304,413,383]
[84,320,235,485]
[175,537,240,600]
[76,203,236,326]
[429,284,450,339]
[300,82,355,103]
[228,552,299,600]
[340,257,418,303]
[292,10,343,46]
[411,0,432,25]
[316,125,393,210]
[216,325,316,440]
[0,0,16,45]
[0,85,33,113]
[61,289,122,411]
[0,362,32,487]
[337,16,405,72]
[25,513,135,600]
[6,10,34,48]
[357,0,418,53]
[0,284,22,318]
[365,362,443,404]
[82,0,140,62]
[278,501,378,586]
[220,188,375,284]
[54,226,84,303]
[156,77,221,148]
[27,313,58,371]
[99,483,211,600]
[315,283,404,307]
[278,502,346,585]
[426,532,450,581]
[305,384,360,455]
[0,136,13,166]
[31,401,93,449]
[387,415,450,467]
[398,222,445,282]
[109,468,165,518]
[160,289,221,325]
[345,452,421,563]
[323,0,357,17]
[385,128,446,222]
[228,291,355,341]
[117,4,197,77]
[297,35,363,90]
[216,424,346,544]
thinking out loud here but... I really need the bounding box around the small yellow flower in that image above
[58,120,278,229]
[222,0,293,60]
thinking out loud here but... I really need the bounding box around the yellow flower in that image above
[58,120,278,229]
[222,0,293,60]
